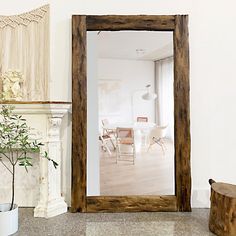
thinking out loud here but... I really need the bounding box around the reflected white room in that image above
[87,31,175,196]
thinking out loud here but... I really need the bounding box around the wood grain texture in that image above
[71,14,191,213]
[86,15,175,31]
[87,196,177,213]
[173,15,191,212]
[209,181,236,236]
[71,15,87,213]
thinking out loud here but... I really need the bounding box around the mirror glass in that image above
[87,31,174,196]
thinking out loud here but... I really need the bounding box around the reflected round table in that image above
[103,122,156,152]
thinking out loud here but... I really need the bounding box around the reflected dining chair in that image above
[116,128,136,164]
[101,119,116,149]
[99,134,115,156]
[148,125,168,154]
[137,116,148,122]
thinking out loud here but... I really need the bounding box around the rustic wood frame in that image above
[71,15,191,213]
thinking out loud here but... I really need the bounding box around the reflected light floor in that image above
[15,208,214,236]
[100,139,175,196]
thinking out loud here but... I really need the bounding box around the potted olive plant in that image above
[0,105,57,235]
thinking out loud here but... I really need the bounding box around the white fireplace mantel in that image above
[0,101,71,218]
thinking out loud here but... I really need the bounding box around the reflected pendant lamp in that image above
[142,84,157,100]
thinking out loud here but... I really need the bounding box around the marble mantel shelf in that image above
[0,101,72,114]
[0,101,71,104]
[0,101,71,218]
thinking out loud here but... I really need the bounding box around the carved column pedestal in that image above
[33,103,71,218]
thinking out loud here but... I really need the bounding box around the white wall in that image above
[98,58,155,125]
[87,32,100,196]
[2,0,236,208]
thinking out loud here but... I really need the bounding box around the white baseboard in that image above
[192,188,210,208]
[1,186,211,209]
[0,187,39,207]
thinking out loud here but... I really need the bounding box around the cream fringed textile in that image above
[0,5,49,101]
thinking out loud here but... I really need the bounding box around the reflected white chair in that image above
[99,134,115,156]
[148,125,168,154]
[101,119,115,135]
[101,119,116,149]
[116,128,136,164]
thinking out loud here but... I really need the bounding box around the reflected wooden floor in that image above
[100,139,175,196]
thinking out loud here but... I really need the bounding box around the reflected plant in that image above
[0,105,58,211]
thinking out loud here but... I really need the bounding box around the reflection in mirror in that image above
[87,31,174,196]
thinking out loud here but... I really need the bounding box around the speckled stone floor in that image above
[13,208,215,236]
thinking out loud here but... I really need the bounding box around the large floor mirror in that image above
[71,15,191,213]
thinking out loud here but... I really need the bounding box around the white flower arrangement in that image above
[1,70,24,101]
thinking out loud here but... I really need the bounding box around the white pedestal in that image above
[34,197,67,218]
[33,103,71,218]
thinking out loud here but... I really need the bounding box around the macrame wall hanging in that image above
[0,5,49,101]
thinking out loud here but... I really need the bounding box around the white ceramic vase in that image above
[0,204,18,236]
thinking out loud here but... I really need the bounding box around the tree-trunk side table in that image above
[209,179,236,236]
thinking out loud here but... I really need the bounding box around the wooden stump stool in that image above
[209,179,236,236]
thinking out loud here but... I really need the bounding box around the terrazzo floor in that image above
[14,208,215,236]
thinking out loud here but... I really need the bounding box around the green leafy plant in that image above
[0,105,58,211]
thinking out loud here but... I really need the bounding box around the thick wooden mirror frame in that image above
[71,15,191,213]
